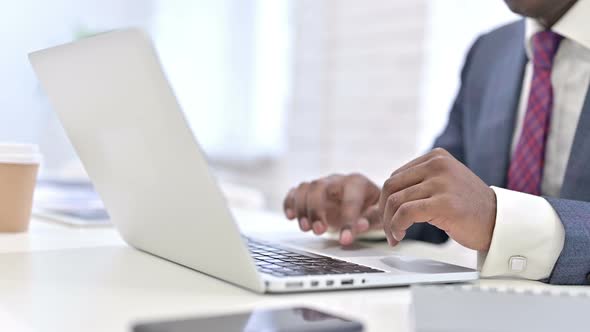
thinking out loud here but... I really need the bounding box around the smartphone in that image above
[132,307,363,332]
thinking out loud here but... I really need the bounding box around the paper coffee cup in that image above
[0,143,42,232]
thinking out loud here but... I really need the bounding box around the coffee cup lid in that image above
[0,143,42,165]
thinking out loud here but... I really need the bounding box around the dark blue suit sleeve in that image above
[545,197,590,285]
[431,36,483,162]
[404,37,483,244]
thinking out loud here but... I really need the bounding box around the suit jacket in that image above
[407,20,590,285]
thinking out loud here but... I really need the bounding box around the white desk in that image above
[0,209,585,332]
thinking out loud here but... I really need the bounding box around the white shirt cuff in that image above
[478,186,565,280]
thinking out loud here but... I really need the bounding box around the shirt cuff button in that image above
[509,256,527,272]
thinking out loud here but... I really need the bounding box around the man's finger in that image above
[350,184,381,234]
[354,217,370,233]
[390,148,451,177]
[379,162,430,215]
[362,205,381,229]
[383,182,432,225]
[339,180,366,245]
[299,218,311,231]
[283,188,296,219]
[306,180,329,235]
[294,182,311,231]
[384,199,434,243]
[365,181,381,205]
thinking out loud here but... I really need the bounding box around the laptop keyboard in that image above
[246,238,384,278]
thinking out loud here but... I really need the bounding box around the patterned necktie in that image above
[507,30,563,195]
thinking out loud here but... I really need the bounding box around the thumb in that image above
[355,204,382,233]
[363,204,383,230]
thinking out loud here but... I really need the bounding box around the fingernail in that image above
[392,232,399,241]
[357,218,370,232]
[300,218,310,231]
[340,229,353,246]
[312,221,325,234]
[286,209,294,219]
[386,235,393,246]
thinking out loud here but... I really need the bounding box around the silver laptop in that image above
[29,28,478,293]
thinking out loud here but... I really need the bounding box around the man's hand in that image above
[283,173,381,245]
[378,148,496,251]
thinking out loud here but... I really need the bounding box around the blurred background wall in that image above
[0,0,517,211]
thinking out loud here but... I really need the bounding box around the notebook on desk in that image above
[411,284,590,332]
[33,179,111,227]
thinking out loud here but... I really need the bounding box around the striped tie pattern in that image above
[507,30,563,195]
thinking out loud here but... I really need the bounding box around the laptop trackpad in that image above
[283,237,393,257]
[283,238,474,274]
[378,255,472,273]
